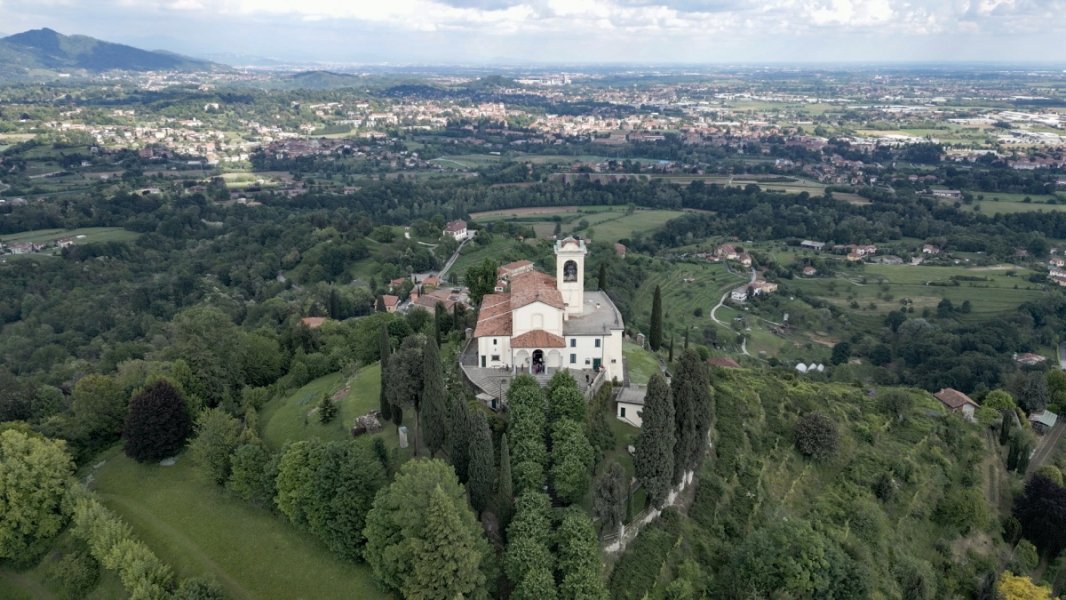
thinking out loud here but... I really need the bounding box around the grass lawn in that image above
[0,531,127,600]
[581,209,686,244]
[630,260,748,340]
[470,205,685,243]
[89,447,391,600]
[623,342,660,385]
[261,364,388,449]
[0,227,140,246]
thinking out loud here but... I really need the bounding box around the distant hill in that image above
[0,28,219,78]
[280,70,364,90]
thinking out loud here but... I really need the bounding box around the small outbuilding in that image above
[1029,410,1059,434]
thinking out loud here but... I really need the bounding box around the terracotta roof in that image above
[498,260,533,276]
[509,270,564,310]
[934,388,978,411]
[707,357,741,368]
[473,293,513,337]
[511,330,566,348]
[382,294,400,308]
[300,317,327,329]
[444,219,467,232]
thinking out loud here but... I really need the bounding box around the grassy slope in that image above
[623,342,660,385]
[260,364,385,449]
[622,369,1006,598]
[90,447,390,600]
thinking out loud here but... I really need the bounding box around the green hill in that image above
[611,368,1012,599]
[0,28,218,78]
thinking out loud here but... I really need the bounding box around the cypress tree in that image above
[634,373,675,507]
[1017,441,1032,473]
[649,285,663,351]
[378,325,392,421]
[498,433,514,528]
[598,262,607,290]
[684,328,689,349]
[467,411,496,515]
[671,349,712,484]
[1007,434,1020,471]
[999,410,1013,445]
[421,338,448,457]
[668,334,674,362]
[592,461,627,537]
[434,302,446,346]
[328,287,341,319]
[449,397,472,482]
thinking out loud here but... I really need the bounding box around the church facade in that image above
[473,237,625,382]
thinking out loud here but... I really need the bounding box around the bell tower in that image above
[555,237,587,316]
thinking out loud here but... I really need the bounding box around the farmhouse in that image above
[299,317,328,329]
[800,240,825,251]
[922,244,941,255]
[381,294,400,313]
[1014,352,1047,366]
[934,388,979,421]
[472,237,625,382]
[443,219,470,241]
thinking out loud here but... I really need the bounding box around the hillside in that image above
[610,368,1012,599]
[0,28,217,78]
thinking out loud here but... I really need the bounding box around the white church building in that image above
[472,237,625,382]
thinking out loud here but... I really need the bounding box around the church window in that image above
[570,353,577,364]
[491,354,500,362]
[620,406,626,418]
[563,260,578,282]
[570,338,576,347]
[594,338,601,348]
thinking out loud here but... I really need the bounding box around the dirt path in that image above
[97,493,257,600]
[1028,421,1066,477]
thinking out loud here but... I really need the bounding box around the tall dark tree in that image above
[671,349,712,484]
[557,508,609,600]
[433,301,447,345]
[123,379,192,462]
[497,433,514,528]
[649,285,663,351]
[378,324,392,422]
[634,373,675,507]
[592,461,627,537]
[467,411,496,515]
[387,336,424,447]
[328,287,341,320]
[421,338,448,457]
[999,411,1013,445]
[598,262,607,290]
[449,397,473,483]
[1014,475,1066,559]
[465,258,499,306]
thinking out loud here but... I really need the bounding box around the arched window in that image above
[563,260,578,282]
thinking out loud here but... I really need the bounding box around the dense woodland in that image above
[5,108,1066,598]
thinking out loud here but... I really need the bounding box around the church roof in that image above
[509,270,564,310]
[473,293,513,337]
[511,330,566,348]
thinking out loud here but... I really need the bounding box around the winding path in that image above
[437,236,472,282]
[710,267,757,357]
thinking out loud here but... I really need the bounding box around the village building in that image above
[472,237,625,382]
[934,388,979,421]
[800,240,825,251]
[707,357,741,369]
[802,266,817,277]
[931,189,963,200]
[615,384,647,427]
[922,244,941,255]
[381,294,400,313]
[1014,352,1047,367]
[1029,409,1059,434]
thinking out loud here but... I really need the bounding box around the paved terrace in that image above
[459,341,603,407]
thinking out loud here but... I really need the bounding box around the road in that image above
[437,236,472,282]
[1028,420,1066,477]
[1058,341,1066,369]
[710,267,757,357]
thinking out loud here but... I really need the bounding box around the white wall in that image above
[477,336,512,368]
[616,401,643,428]
[511,302,564,337]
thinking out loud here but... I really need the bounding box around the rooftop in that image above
[563,291,624,335]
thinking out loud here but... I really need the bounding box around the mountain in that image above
[0,28,219,77]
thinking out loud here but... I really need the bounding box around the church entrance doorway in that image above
[532,349,545,374]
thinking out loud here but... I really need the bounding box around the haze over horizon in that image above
[1,0,1065,66]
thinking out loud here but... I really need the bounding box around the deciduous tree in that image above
[794,412,839,461]
[123,379,192,462]
[557,508,609,600]
[407,485,489,600]
[0,429,74,560]
[188,407,243,486]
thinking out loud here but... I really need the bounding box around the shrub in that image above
[794,412,839,460]
[47,550,101,600]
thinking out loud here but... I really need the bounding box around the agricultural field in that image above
[90,448,390,600]
[0,227,141,246]
[784,262,1048,330]
[629,259,749,343]
[470,205,687,244]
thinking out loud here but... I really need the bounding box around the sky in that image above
[1,0,1065,65]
